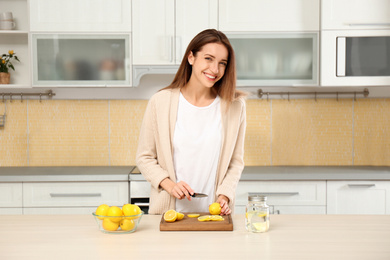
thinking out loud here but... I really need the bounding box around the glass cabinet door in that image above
[228,33,318,86]
[32,34,130,86]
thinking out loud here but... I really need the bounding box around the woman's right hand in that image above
[170,181,194,201]
[160,178,194,201]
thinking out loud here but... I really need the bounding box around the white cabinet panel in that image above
[132,0,175,65]
[132,0,218,65]
[175,0,218,63]
[235,181,326,207]
[327,181,390,214]
[0,208,23,215]
[0,183,23,207]
[23,207,97,215]
[322,0,390,30]
[23,182,128,207]
[30,0,132,32]
[235,205,326,215]
[219,0,320,32]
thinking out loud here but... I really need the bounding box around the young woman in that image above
[136,29,246,215]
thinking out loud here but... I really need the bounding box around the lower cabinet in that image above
[0,181,129,215]
[0,183,23,215]
[327,181,390,214]
[234,181,327,214]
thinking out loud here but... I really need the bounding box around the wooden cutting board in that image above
[160,213,233,231]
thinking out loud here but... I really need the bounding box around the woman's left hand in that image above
[216,195,231,215]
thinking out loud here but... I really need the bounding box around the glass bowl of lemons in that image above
[92,204,144,234]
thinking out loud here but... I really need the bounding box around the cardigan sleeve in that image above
[136,95,170,191]
[216,98,247,207]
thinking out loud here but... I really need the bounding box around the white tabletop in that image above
[0,214,389,260]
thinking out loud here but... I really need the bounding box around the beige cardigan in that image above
[136,87,246,214]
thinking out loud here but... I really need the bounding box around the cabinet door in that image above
[29,0,132,32]
[23,182,128,207]
[0,183,23,208]
[327,181,390,214]
[175,0,218,63]
[219,0,320,32]
[322,0,390,30]
[132,0,175,65]
[235,181,326,207]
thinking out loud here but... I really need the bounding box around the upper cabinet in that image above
[219,0,320,32]
[29,0,132,32]
[132,0,218,65]
[0,0,30,88]
[322,0,390,30]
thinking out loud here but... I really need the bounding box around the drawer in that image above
[23,207,97,215]
[23,182,128,207]
[235,181,326,206]
[235,205,326,215]
[130,181,151,198]
[0,183,23,207]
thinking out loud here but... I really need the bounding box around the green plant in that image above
[0,50,20,73]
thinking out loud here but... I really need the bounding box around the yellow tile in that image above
[28,100,109,166]
[0,100,28,166]
[272,99,353,165]
[110,100,148,166]
[244,100,272,165]
[354,99,390,166]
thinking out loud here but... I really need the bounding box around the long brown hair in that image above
[162,29,245,104]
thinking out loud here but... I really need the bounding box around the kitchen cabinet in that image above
[229,33,318,87]
[29,0,132,32]
[22,182,128,214]
[234,181,326,214]
[0,0,30,88]
[327,181,390,214]
[0,183,23,215]
[321,0,390,30]
[219,0,320,32]
[132,0,218,65]
[31,34,131,86]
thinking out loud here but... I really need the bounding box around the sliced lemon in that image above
[163,209,177,222]
[210,215,224,221]
[176,212,184,220]
[187,214,200,218]
[252,222,268,232]
[198,215,212,222]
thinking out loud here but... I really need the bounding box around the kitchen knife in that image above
[191,193,208,198]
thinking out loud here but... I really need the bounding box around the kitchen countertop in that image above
[0,214,389,260]
[1,166,390,182]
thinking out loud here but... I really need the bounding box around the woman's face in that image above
[188,43,228,89]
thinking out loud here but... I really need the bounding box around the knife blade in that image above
[191,193,208,198]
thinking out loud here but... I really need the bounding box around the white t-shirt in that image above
[174,92,222,213]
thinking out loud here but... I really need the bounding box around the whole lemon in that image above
[106,206,123,223]
[209,202,221,215]
[95,204,110,220]
[102,218,119,231]
[122,204,142,220]
[120,219,135,231]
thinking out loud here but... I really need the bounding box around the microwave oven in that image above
[321,30,390,86]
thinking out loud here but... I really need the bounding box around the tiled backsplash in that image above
[0,98,389,166]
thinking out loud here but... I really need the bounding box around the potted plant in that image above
[0,50,20,84]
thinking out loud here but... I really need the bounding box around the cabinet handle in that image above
[249,192,299,196]
[347,184,376,188]
[169,36,173,63]
[349,23,390,26]
[49,193,102,197]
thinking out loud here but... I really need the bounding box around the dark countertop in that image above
[0,166,135,182]
[1,166,390,182]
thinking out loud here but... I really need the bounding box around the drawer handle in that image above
[249,192,299,196]
[349,23,390,26]
[49,193,102,197]
[347,184,376,188]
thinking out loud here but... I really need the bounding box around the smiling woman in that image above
[136,29,247,215]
